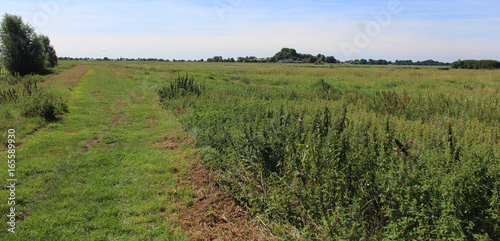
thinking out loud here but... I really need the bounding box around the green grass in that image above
[0,65,193,240]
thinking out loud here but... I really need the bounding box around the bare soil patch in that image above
[105,141,118,146]
[177,159,274,240]
[85,137,101,151]
[154,135,193,150]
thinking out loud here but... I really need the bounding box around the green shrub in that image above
[21,89,68,121]
[158,73,205,101]
[312,78,343,100]
[0,75,43,103]
[0,88,18,103]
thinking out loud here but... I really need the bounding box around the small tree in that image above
[0,14,45,76]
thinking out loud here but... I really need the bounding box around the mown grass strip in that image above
[0,66,192,240]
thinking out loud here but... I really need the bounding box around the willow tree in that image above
[0,13,57,76]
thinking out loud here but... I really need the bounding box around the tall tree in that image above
[0,14,45,75]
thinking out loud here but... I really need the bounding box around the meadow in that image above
[154,62,499,239]
[0,61,499,240]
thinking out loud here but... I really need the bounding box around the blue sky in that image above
[2,0,499,61]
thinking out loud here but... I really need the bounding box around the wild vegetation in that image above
[0,13,67,146]
[156,62,500,239]
[0,75,67,119]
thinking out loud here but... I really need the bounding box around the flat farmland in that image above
[1,61,499,240]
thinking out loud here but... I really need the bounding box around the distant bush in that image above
[451,60,500,69]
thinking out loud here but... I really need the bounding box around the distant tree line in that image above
[204,49,451,66]
[58,47,499,69]
[237,56,267,63]
[58,57,207,62]
[202,49,339,64]
[347,59,391,65]
[0,13,58,76]
[207,56,235,62]
[206,56,269,63]
[396,59,450,66]
[451,59,500,69]
[345,59,450,66]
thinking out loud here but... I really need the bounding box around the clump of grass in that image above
[312,78,343,100]
[373,89,412,114]
[158,73,205,100]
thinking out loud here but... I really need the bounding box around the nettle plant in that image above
[158,73,500,240]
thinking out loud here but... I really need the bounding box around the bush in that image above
[158,73,205,101]
[0,88,19,103]
[21,89,68,121]
[0,75,44,103]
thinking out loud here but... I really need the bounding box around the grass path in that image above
[1,66,194,240]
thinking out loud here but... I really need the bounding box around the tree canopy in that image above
[270,48,337,63]
[0,13,57,76]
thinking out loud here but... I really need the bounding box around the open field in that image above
[1,61,499,240]
[153,61,499,239]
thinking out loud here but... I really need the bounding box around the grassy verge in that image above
[0,62,78,147]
